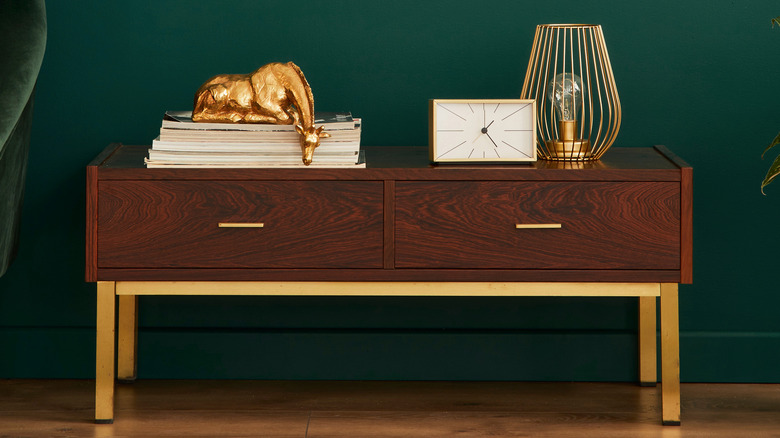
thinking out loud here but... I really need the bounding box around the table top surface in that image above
[90,145,689,182]
[96,145,683,169]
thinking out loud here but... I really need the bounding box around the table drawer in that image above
[98,180,384,268]
[395,181,680,269]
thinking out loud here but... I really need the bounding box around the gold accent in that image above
[660,283,681,425]
[96,280,678,424]
[515,223,562,229]
[521,24,621,161]
[535,157,607,170]
[545,139,591,159]
[117,295,138,382]
[639,295,658,386]
[191,62,330,165]
[545,120,591,159]
[114,281,661,297]
[218,222,264,228]
[95,281,116,423]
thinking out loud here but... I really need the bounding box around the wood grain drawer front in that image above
[98,181,384,268]
[395,181,681,269]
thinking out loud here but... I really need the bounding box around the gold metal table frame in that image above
[94,281,680,426]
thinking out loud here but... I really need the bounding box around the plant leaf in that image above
[762,153,780,194]
[762,17,780,193]
[762,132,780,159]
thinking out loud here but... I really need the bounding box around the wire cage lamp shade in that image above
[521,24,621,161]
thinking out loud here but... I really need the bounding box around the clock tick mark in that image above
[501,104,530,121]
[439,104,467,120]
[502,140,532,158]
[439,140,467,158]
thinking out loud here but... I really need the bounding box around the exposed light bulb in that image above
[547,73,582,121]
[545,72,590,158]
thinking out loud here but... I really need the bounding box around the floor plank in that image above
[1,380,779,437]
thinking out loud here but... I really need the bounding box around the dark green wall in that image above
[2,0,779,382]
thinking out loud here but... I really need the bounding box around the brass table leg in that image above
[117,295,138,383]
[660,283,681,426]
[95,281,116,424]
[638,295,657,386]
[95,280,676,424]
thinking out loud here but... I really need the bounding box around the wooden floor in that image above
[1,380,779,437]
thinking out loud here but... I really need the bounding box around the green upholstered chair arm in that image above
[0,0,47,160]
[0,1,46,277]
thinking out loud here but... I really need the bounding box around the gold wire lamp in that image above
[521,24,621,161]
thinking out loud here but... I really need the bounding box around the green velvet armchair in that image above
[0,1,46,277]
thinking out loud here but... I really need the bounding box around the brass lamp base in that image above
[541,120,593,161]
[544,139,592,160]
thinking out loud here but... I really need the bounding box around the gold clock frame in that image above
[429,99,537,163]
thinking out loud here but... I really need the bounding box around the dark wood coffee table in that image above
[87,144,692,424]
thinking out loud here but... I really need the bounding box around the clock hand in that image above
[485,132,499,148]
[477,120,498,145]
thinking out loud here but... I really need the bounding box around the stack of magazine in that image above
[144,111,364,168]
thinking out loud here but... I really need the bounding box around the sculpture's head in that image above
[295,124,330,165]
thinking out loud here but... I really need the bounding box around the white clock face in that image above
[430,99,536,162]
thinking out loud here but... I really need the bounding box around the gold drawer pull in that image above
[515,223,562,229]
[218,222,264,228]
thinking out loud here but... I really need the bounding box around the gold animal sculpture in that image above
[192,62,330,165]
